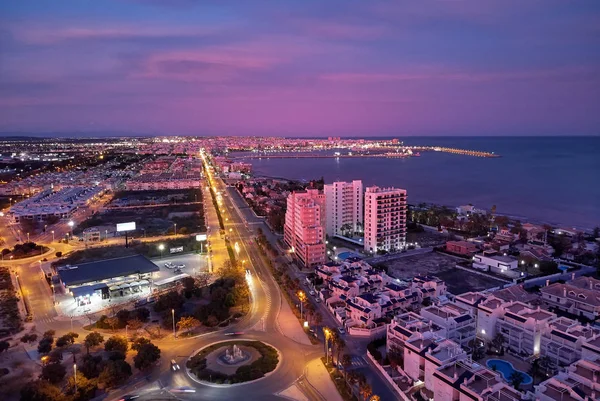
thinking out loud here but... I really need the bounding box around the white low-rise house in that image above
[387,312,445,353]
[434,361,523,401]
[472,251,519,275]
[495,302,555,357]
[540,276,600,320]
[532,358,600,401]
[403,334,466,388]
[420,303,477,350]
[540,317,600,367]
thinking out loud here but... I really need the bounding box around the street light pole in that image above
[73,364,77,392]
[51,230,55,242]
[70,316,73,332]
[174,223,177,236]
[172,309,176,338]
[51,284,55,304]
[125,324,128,338]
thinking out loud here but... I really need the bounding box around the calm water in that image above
[237,137,600,230]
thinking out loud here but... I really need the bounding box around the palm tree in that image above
[359,381,372,401]
[336,338,346,366]
[509,371,525,390]
[369,396,381,401]
[341,354,352,382]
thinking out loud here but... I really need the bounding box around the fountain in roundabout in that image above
[219,344,250,365]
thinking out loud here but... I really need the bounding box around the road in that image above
[4,154,342,401]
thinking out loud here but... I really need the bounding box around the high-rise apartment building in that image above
[324,180,363,237]
[364,186,407,253]
[284,189,326,267]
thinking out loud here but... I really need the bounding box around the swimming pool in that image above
[486,359,533,385]
[337,251,362,261]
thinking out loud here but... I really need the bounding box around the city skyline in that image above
[1,0,599,137]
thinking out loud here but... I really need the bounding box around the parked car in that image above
[164,262,174,268]
[171,359,180,371]
[337,327,346,335]
[174,268,183,274]
[315,298,321,303]
[309,290,315,296]
[176,264,186,269]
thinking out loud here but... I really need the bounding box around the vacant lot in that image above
[77,203,205,236]
[384,251,506,295]
[110,188,202,207]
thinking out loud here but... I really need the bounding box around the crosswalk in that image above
[35,316,56,324]
[347,356,367,368]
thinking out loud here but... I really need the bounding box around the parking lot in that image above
[151,253,210,283]
[384,250,506,295]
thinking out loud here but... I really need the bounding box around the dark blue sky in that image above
[1,0,599,136]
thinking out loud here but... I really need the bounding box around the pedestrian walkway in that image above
[304,357,344,401]
[348,355,367,369]
[276,290,312,346]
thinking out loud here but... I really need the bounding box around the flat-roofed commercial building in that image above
[57,255,159,307]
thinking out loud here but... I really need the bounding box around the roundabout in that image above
[186,340,281,385]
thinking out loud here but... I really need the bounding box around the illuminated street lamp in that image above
[172,309,176,338]
[158,244,165,258]
[51,284,55,304]
[234,242,240,256]
[51,230,55,242]
[298,291,306,321]
[27,232,30,242]
[173,223,177,236]
[323,327,332,365]
[68,220,74,236]
[73,364,77,392]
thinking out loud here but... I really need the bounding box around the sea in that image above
[234,136,600,230]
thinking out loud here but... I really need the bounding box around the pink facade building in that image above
[364,186,407,253]
[284,189,326,267]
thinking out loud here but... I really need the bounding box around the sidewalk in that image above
[304,357,344,401]
[276,291,312,346]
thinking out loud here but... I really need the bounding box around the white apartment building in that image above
[364,186,407,253]
[284,189,326,267]
[420,303,477,350]
[472,251,519,275]
[532,358,600,401]
[387,312,445,353]
[324,180,363,237]
[540,317,600,367]
[433,360,523,401]
[540,276,600,320]
[475,295,507,342]
[495,302,555,357]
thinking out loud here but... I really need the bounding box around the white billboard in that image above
[116,222,136,232]
[196,234,207,241]
[170,246,184,254]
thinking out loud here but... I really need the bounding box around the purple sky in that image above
[1,0,599,136]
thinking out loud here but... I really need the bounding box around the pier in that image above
[237,146,499,160]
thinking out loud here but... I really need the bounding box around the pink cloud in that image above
[294,19,390,40]
[9,24,222,44]
[320,66,600,84]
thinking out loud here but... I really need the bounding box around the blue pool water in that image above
[337,251,362,261]
[486,359,533,385]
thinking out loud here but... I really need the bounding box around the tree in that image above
[369,396,381,401]
[131,337,151,352]
[56,332,79,348]
[55,251,63,258]
[66,374,97,401]
[127,318,143,331]
[341,354,352,381]
[509,371,525,390]
[176,316,201,333]
[43,330,56,338]
[98,360,132,388]
[20,380,66,401]
[0,340,9,353]
[38,337,54,354]
[491,333,505,352]
[106,317,120,332]
[335,337,346,366]
[104,335,128,355]
[359,381,373,401]
[21,333,38,344]
[387,346,403,370]
[84,332,104,354]
[41,362,67,384]
[80,354,103,379]
[133,342,161,371]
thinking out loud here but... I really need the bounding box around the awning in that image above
[71,283,108,298]
[138,279,150,285]
[129,281,140,287]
